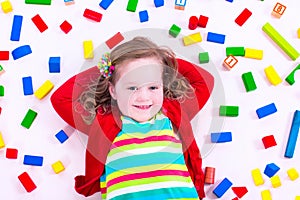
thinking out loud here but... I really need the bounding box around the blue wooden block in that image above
[285,110,300,158]
[99,0,114,10]
[139,10,149,22]
[211,132,232,143]
[226,0,233,2]
[23,155,43,166]
[175,0,186,6]
[10,15,23,41]
[256,103,277,119]
[213,177,233,198]
[12,45,32,60]
[154,0,164,7]
[49,57,60,73]
[55,130,69,143]
[22,76,34,95]
[264,163,280,178]
[207,32,226,44]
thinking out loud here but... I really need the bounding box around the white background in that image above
[0,0,300,199]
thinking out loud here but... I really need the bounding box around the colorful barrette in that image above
[97,52,115,78]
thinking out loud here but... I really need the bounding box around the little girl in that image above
[51,37,214,199]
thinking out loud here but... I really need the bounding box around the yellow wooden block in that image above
[298,28,300,39]
[264,65,282,85]
[287,168,299,181]
[183,32,202,46]
[52,161,65,174]
[0,132,5,148]
[34,80,54,100]
[251,168,264,186]
[270,175,281,188]
[244,48,263,60]
[295,196,300,200]
[83,40,94,59]
[261,189,272,200]
[1,0,13,13]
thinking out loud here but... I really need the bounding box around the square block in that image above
[199,52,209,64]
[6,148,18,159]
[287,168,299,181]
[272,2,286,18]
[49,57,61,73]
[139,10,149,22]
[55,130,69,143]
[169,24,181,38]
[52,161,65,174]
[223,55,238,70]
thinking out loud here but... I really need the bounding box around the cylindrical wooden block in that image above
[204,166,215,184]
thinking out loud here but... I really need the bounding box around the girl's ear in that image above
[108,82,117,100]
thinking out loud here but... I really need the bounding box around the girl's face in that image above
[109,57,164,123]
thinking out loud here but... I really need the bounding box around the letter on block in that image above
[223,55,238,70]
[271,2,286,18]
[34,80,54,100]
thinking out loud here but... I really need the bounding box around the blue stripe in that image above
[122,117,171,133]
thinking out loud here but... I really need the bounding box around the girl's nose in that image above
[136,87,151,101]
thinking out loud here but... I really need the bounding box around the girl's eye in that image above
[128,86,138,91]
[149,86,159,90]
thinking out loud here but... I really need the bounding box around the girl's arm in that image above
[176,58,214,120]
[50,66,100,135]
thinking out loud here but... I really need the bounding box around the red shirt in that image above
[50,58,214,199]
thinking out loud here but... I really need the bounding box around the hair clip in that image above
[98,52,115,78]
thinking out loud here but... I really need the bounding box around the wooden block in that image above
[264,65,282,85]
[223,55,238,70]
[271,2,286,18]
[18,172,37,192]
[284,110,300,158]
[52,161,65,174]
[0,132,5,148]
[105,32,124,49]
[183,32,202,46]
[21,109,37,129]
[83,40,94,59]
[241,71,257,92]
[34,80,54,99]
[244,48,263,60]
[251,168,264,186]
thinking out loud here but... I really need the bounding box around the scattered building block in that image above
[223,55,238,70]
[52,160,65,174]
[183,32,202,46]
[34,80,54,100]
[6,148,18,159]
[55,130,69,143]
[105,32,124,49]
[285,64,300,85]
[213,177,233,198]
[226,0,233,2]
[83,8,102,22]
[22,76,34,95]
[235,8,252,26]
[262,22,299,61]
[232,187,248,198]
[244,48,263,59]
[198,15,208,28]
[207,32,226,44]
[284,110,300,158]
[49,57,61,73]
[256,103,277,119]
[198,52,209,64]
[271,2,286,18]
[241,71,257,92]
[211,132,232,143]
[23,155,43,166]
[0,85,4,96]
[139,10,149,22]
[296,196,300,200]
[0,106,2,114]
[10,15,23,41]
[262,135,277,149]
[219,105,239,117]
[0,51,9,60]
[21,109,37,129]
[1,0,13,13]
[31,14,48,33]
[0,132,5,148]
[251,168,264,186]
[204,167,215,184]
[60,20,72,34]
[169,24,181,37]
[188,16,198,30]
[226,47,245,56]
[0,65,5,75]
[99,0,114,10]
[11,45,32,60]
[83,40,94,59]
[64,0,74,5]
[298,28,300,39]
[287,168,299,181]
[18,172,37,192]
[270,175,281,188]
[126,0,138,12]
[264,163,280,178]
[25,0,51,5]
[261,189,272,200]
[154,0,164,7]
[264,65,282,85]
[175,0,186,10]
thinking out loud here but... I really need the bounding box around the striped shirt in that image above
[100,112,199,200]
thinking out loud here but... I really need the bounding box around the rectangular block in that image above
[264,65,282,86]
[213,177,233,198]
[23,155,43,166]
[241,71,257,92]
[219,105,239,116]
[226,47,245,56]
[256,103,277,119]
[0,85,4,96]
[83,40,94,59]
[83,8,102,22]
[126,0,138,12]
[99,0,114,10]
[21,109,37,129]
[244,48,263,60]
[105,32,124,49]
[251,168,264,186]
[211,132,232,143]
[18,172,37,192]
[6,148,18,159]
[235,8,252,26]
[22,76,34,95]
[261,189,272,200]
[0,132,5,148]
[183,32,202,46]
[25,0,51,5]
[31,14,48,33]
[0,51,9,60]
[10,15,23,41]
[284,110,300,158]
[34,80,54,99]
[207,32,226,44]
[49,57,60,73]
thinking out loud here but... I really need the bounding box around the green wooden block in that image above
[285,64,300,85]
[0,85,4,96]
[219,105,239,117]
[226,47,245,56]
[242,71,257,92]
[126,0,138,12]
[169,24,181,38]
[199,52,209,64]
[21,109,37,129]
[25,0,51,5]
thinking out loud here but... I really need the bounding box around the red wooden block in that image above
[6,148,18,159]
[18,172,37,192]
[31,14,48,33]
[105,32,125,49]
[83,8,102,22]
[235,8,252,26]
[198,15,208,28]
[188,16,198,30]
[232,186,248,198]
[262,135,277,149]
[60,20,72,34]
[204,166,215,184]
[0,51,9,60]
[0,106,2,114]
[232,197,239,200]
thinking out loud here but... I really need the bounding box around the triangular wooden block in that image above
[232,186,248,198]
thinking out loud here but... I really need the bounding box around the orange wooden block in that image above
[223,55,238,70]
[271,2,286,18]
[105,32,124,49]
